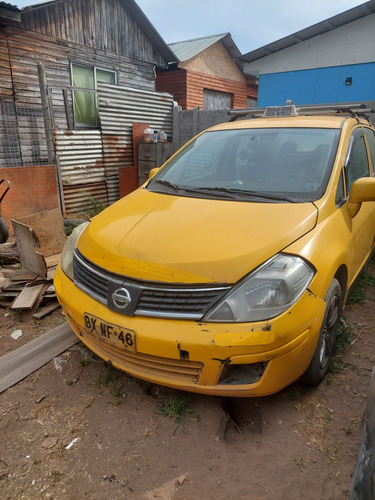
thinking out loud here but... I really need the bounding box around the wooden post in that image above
[37,63,55,165]
[63,89,73,130]
[173,101,180,147]
[193,106,199,137]
[38,64,66,213]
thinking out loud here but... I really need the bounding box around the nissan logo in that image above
[112,287,132,309]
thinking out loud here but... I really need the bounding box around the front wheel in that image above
[302,278,342,386]
[0,215,9,244]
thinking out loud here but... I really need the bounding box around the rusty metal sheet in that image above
[54,130,104,186]
[62,181,108,215]
[98,83,174,179]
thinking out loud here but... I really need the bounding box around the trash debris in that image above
[53,356,69,373]
[11,329,22,340]
[41,437,58,449]
[65,437,79,450]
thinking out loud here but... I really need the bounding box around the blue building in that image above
[239,1,375,107]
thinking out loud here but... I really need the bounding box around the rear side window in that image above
[345,130,370,192]
[363,127,375,175]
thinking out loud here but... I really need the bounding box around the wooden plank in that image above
[45,254,61,268]
[0,322,78,393]
[11,283,45,309]
[32,300,60,319]
[11,219,47,278]
[16,209,66,257]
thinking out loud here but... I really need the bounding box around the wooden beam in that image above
[11,219,47,278]
[0,323,78,393]
[11,283,45,310]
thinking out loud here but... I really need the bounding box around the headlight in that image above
[60,221,90,280]
[204,254,315,323]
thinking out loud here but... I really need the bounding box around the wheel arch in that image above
[334,264,348,304]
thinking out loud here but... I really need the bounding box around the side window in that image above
[363,127,375,176]
[345,130,370,192]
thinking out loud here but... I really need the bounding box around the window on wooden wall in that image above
[71,63,117,127]
[247,97,257,108]
[203,89,233,110]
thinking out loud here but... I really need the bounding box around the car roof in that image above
[210,115,351,131]
[208,102,375,132]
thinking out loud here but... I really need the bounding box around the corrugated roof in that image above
[169,33,242,62]
[0,1,20,21]
[239,0,375,64]
[19,0,57,7]
[0,1,19,8]
[19,0,178,64]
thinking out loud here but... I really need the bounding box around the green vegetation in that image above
[294,456,306,470]
[54,317,67,327]
[79,358,91,367]
[50,469,62,482]
[156,393,199,427]
[65,221,81,236]
[347,268,375,304]
[286,384,307,402]
[93,372,114,388]
[335,318,353,351]
[85,195,107,218]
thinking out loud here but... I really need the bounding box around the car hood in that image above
[77,189,318,284]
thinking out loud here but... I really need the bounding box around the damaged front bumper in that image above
[54,265,326,397]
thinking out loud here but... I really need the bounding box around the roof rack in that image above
[228,102,375,122]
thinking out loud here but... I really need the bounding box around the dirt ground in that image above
[0,258,374,500]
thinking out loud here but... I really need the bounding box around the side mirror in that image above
[149,167,161,179]
[347,177,375,217]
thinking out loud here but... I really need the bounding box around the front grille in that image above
[82,326,203,384]
[73,249,230,320]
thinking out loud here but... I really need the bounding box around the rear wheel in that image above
[0,215,8,244]
[302,278,342,386]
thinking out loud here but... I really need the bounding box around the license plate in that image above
[83,313,136,352]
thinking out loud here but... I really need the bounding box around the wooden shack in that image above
[0,0,176,220]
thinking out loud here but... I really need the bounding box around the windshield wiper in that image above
[151,180,236,199]
[152,179,181,192]
[195,186,300,203]
[151,181,300,202]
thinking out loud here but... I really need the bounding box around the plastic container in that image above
[144,127,154,142]
[158,129,167,142]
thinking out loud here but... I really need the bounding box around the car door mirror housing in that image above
[347,177,375,217]
[349,177,375,203]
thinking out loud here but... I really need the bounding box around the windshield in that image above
[147,127,340,203]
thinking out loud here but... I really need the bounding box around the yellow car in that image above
[55,103,375,397]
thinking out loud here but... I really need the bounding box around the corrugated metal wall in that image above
[54,129,107,214]
[98,82,174,204]
[55,84,174,213]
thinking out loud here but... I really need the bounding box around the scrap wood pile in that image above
[0,209,67,320]
[0,252,60,320]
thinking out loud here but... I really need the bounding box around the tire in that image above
[302,278,342,386]
[0,215,8,244]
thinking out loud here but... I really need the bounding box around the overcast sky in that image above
[14,0,367,54]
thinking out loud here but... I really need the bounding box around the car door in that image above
[341,126,375,283]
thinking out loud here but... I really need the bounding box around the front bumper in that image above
[54,264,326,397]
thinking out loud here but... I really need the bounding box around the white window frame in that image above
[70,62,118,128]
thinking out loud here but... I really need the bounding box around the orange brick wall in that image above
[156,68,257,110]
